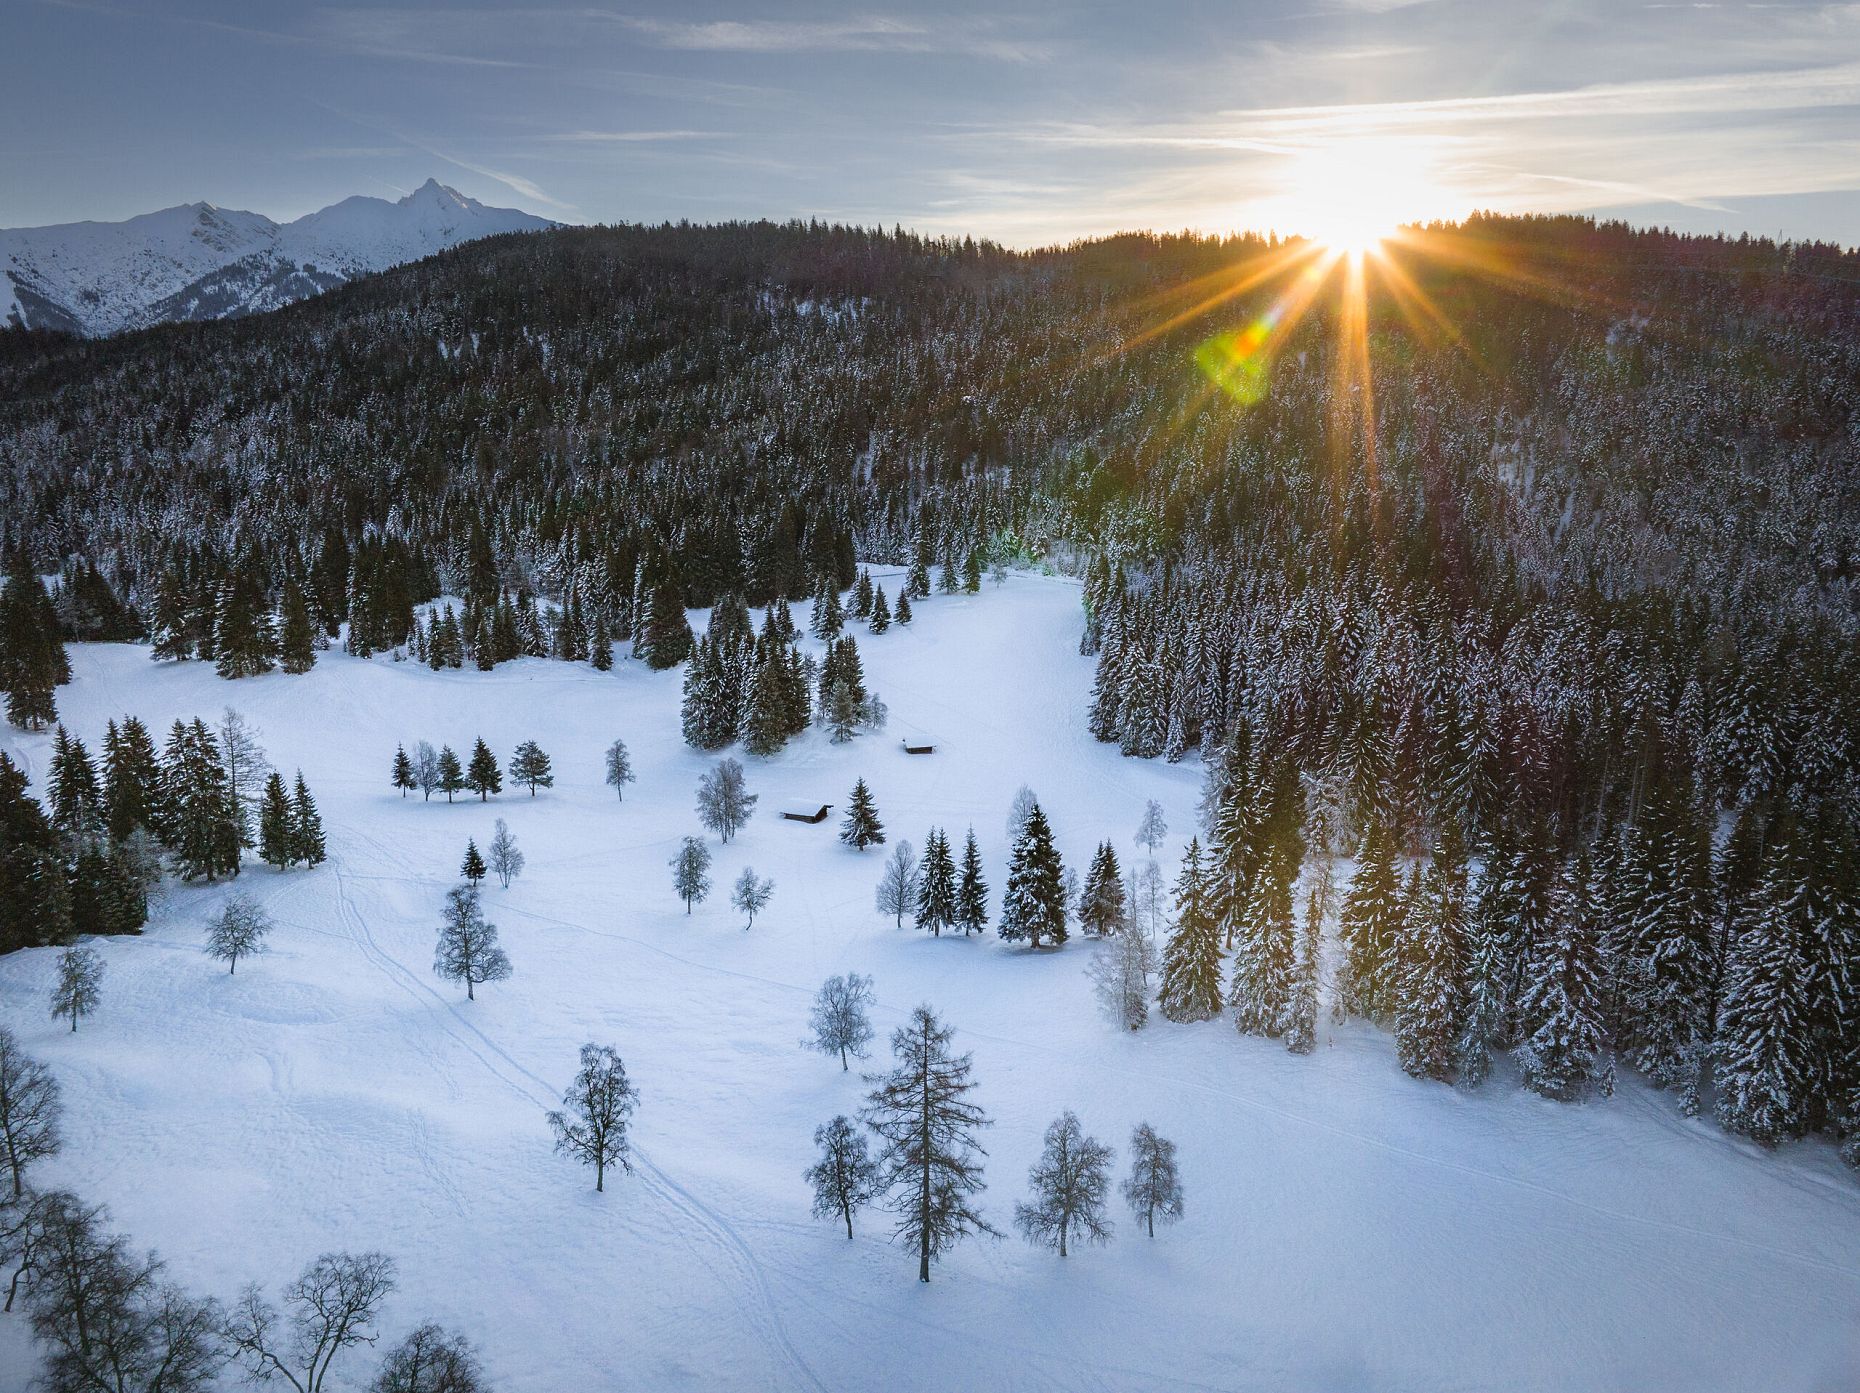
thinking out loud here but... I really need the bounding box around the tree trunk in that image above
[596,1160,605,1193]
[467,977,475,1001]
[1059,1220,1068,1259]
[844,1209,854,1240]
[1147,1208,1154,1238]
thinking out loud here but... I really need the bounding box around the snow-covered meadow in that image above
[4,573,1859,1392]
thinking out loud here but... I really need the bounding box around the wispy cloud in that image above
[612,14,1049,62]
[547,129,721,143]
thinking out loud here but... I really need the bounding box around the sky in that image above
[4,0,1859,247]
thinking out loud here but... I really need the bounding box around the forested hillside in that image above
[6,213,1860,1156]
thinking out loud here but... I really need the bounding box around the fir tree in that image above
[466,738,502,801]
[1159,838,1223,1023]
[869,586,891,634]
[894,590,913,625]
[1338,819,1403,1023]
[1230,843,1298,1038]
[161,719,242,881]
[47,727,102,848]
[391,744,415,798]
[999,803,1066,949]
[956,829,989,935]
[1078,843,1128,938]
[862,1005,997,1282]
[1393,860,1463,1083]
[257,771,296,869]
[102,717,160,842]
[915,829,957,935]
[461,839,487,887]
[1514,856,1614,1102]
[840,779,885,851]
[278,580,317,674]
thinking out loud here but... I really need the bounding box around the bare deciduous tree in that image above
[547,1043,638,1193]
[1014,1111,1114,1258]
[806,974,875,1071]
[206,893,271,975]
[370,1323,489,1393]
[0,1027,60,1197]
[225,1250,398,1393]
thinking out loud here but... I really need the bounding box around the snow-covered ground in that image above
[4,573,1860,1392]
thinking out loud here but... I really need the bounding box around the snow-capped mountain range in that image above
[0,179,556,337]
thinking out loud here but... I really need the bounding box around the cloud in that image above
[612,14,1049,61]
[547,129,721,143]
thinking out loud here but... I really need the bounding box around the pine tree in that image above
[466,738,502,801]
[807,1116,878,1239]
[1283,866,1327,1054]
[914,829,957,935]
[999,802,1066,949]
[508,740,554,796]
[639,579,694,669]
[956,829,989,935]
[862,1005,997,1282]
[1014,1111,1114,1257]
[257,772,296,868]
[433,884,510,1001]
[1,556,67,730]
[461,839,487,887]
[1078,843,1128,937]
[1121,1123,1183,1238]
[853,570,874,619]
[391,744,416,798]
[288,773,325,867]
[1159,838,1223,1022]
[840,779,885,851]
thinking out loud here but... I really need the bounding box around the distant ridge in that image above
[0,178,557,336]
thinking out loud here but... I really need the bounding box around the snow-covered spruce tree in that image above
[915,829,957,936]
[50,947,103,1032]
[0,1026,61,1197]
[433,885,510,1001]
[465,738,502,801]
[1134,799,1168,861]
[1089,915,1159,1031]
[488,819,524,890]
[670,836,712,913]
[548,1043,638,1192]
[289,774,325,868]
[206,893,270,974]
[1230,842,1299,1038]
[258,772,295,868]
[1455,888,1506,1089]
[840,779,884,851]
[1282,864,1329,1055]
[1158,838,1223,1023]
[1120,1122,1183,1238]
[808,973,876,1070]
[1392,860,1462,1083]
[603,738,636,801]
[732,867,774,929]
[695,757,756,843]
[371,1324,489,1393]
[1000,802,1066,949]
[1015,1111,1114,1258]
[638,579,694,670]
[955,829,989,935]
[508,740,554,797]
[226,1250,397,1392]
[894,590,913,626]
[1337,818,1403,1024]
[391,745,415,799]
[853,570,874,619]
[876,841,920,930]
[1078,842,1128,938]
[1513,855,1613,1102]
[862,1005,997,1282]
[806,1115,878,1239]
[869,586,890,634]
[161,719,242,881]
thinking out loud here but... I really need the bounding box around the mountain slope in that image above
[0,179,555,336]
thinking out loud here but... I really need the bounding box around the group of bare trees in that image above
[0,1026,490,1391]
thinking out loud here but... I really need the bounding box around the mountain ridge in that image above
[0,178,556,336]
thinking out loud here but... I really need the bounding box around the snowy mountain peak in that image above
[0,179,557,336]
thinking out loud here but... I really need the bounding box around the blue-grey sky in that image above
[6,0,1859,245]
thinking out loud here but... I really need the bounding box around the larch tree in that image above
[1120,1123,1184,1238]
[805,1115,878,1239]
[670,836,712,913]
[603,739,636,801]
[1014,1111,1114,1258]
[807,973,876,1070]
[206,893,270,974]
[862,1005,997,1282]
[547,1043,638,1192]
[433,885,510,1001]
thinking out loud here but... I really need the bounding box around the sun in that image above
[1271,137,1453,256]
